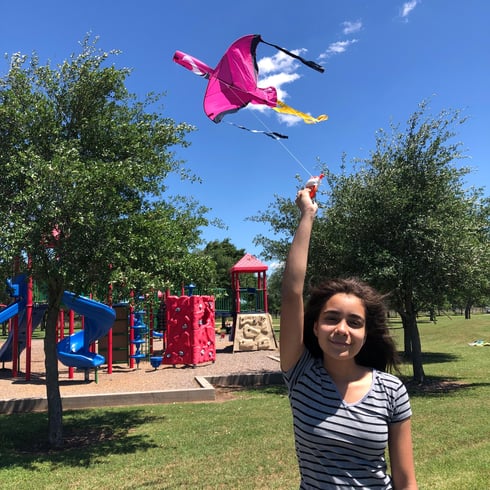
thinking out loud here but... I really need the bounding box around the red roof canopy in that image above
[230,253,268,273]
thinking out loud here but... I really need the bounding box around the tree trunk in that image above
[406,312,425,383]
[464,303,471,320]
[400,292,425,383]
[429,308,437,322]
[44,279,64,449]
[402,318,412,359]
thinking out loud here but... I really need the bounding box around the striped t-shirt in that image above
[283,349,412,489]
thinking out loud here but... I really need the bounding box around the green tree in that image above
[447,196,490,318]
[253,101,490,383]
[0,37,213,447]
[266,267,283,317]
[201,238,246,288]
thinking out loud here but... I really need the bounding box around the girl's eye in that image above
[322,315,365,328]
[347,318,364,328]
[324,315,341,325]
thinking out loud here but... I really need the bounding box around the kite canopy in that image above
[173,34,327,137]
[204,35,278,123]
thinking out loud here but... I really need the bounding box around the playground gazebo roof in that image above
[230,254,268,314]
[230,254,268,273]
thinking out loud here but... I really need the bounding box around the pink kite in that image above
[173,34,327,138]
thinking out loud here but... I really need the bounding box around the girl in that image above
[281,188,417,489]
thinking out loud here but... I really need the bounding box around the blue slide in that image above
[0,274,30,363]
[56,292,116,369]
[0,304,48,362]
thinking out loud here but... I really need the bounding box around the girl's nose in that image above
[335,319,349,335]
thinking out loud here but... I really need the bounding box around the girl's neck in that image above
[323,357,373,404]
[322,357,370,383]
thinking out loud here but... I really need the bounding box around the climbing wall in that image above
[233,313,278,352]
[163,295,216,366]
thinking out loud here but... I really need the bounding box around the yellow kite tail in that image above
[273,100,328,124]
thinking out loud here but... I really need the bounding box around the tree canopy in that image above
[0,36,214,447]
[253,101,490,383]
[0,37,214,293]
[201,238,246,289]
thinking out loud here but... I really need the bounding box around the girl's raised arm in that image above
[280,188,318,372]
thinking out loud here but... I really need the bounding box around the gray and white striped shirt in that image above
[284,349,412,489]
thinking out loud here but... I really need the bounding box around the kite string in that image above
[271,134,315,177]
[245,102,315,178]
[222,79,315,178]
[207,65,320,182]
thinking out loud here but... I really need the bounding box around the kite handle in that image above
[305,174,324,198]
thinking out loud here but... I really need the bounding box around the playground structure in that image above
[229,254,277,353]
[0,253,277,381]
[98,292,217,370]
[162,294,216,367]
[56,291,116,370]
[0,274,116,381]
[0,275,47,379]
[129,310,148,367]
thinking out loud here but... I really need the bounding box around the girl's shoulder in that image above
[374,370,407,390]
[373,370,412,421]
[283,348,321,388]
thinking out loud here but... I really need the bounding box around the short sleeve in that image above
[390,379,412,423]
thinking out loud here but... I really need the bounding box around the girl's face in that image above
[313,293,367,362]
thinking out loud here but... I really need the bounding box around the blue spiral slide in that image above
[56,292,116,369]
[0,275,115,369]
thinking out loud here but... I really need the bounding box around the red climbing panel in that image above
[163,295,216,366]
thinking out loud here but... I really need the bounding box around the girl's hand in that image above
[296,187,318,217]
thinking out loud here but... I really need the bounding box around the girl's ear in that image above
[313,321,319,337]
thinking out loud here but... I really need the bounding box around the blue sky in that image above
[2,1,489,264]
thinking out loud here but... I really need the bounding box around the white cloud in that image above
[251,45,327,126]
[257,49,304,75]
[319,39,358,59]
[259,72,301,101]
[400,0,419,18]
[252,49,307,125]
[342,20,362,35]
[277,112,306,126]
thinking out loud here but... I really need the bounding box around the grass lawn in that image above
[0,314,489,489]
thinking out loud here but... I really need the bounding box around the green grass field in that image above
[0,314,489,489]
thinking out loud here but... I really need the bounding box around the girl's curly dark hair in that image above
[303,277,400,372]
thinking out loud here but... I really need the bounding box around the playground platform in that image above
[0,337,282,414]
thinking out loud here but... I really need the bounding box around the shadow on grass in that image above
[421,351,460,364]
[399,351,460,365]
[405,376,490,397]
[0,408,161,469]
[251,384,288,395]
[233,384,287,396]
[214,382,288,402]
